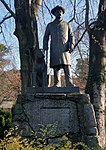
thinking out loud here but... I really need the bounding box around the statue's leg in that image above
[53,66,61,87]
[63,65,74,87]
[32,71,36,87]
[43,65,48,87]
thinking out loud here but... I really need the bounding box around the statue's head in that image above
[51,6,65,19]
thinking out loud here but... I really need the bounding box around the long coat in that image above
[43,19,73,68]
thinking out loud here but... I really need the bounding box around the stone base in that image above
[13,93,98,147]
[26,86,79,93]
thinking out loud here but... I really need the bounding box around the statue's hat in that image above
[51,5,65,15]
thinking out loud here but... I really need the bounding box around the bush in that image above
[0,126,72,150]
[0,109,12,139]
[0,125,105,150]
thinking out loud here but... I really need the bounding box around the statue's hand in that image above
[69,43,74,53]
[69,48,73,53]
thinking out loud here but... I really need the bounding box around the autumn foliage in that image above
[0,44,21,102]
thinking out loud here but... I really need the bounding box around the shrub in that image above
[0,125,106,150]
[0,109,12,139]
[0,126,72,150]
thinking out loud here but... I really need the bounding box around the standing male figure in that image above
[43,5,74,87]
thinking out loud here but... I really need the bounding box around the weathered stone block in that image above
[13,103,23,114]
[84,103,97,127]
[86,127,98,135]
[23,97,79,134]
[13,93,98,147]
[86,136,99,148]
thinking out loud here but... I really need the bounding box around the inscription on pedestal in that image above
[23,99,79,134]
[41,108,70,133]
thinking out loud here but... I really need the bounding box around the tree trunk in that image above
[86,1,106,147]
[14,0,39,93]
[86,26,106,147]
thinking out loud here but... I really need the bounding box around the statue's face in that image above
[54,9,63,20]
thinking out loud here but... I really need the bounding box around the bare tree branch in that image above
[77,45,84,61]
[85,0,90,31]
[73,29,87,50]
[0,15,12,25]
[44,1,53,18]
[73,0,76,19]
[0,26,8,45]
[68,0,76,23]
[0,0,15,18]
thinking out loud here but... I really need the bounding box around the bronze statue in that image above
[43,5,74,87]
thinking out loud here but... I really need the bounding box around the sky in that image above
[0,0,99,72]
[0,0,20,70]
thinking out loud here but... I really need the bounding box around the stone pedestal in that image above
[13,93,98,147]
[26,86,79,93]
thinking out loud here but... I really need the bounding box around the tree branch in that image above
[0,15,12,25]
[0,0,15,18]
[68,0,76,23]
[73,29,87,50]
[85,0,90,31]
[44,1,53,18]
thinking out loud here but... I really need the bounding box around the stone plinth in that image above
[26,87,79,93]
[13,93,98,147]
